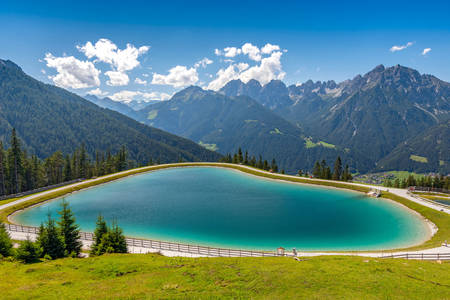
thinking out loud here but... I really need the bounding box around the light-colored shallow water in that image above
[12,167,429,251]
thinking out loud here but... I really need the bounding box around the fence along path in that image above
[7,223,450,260]
[6,223,277,257]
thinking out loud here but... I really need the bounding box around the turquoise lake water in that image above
[12,167,429,251]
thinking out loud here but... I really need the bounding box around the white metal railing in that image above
[381,252,450,260]
[5,223,277,257]
[7,223,449,260]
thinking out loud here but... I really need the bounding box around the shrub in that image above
[0,223,13,257]
[15,238,40,263]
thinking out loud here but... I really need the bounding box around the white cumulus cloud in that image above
[77,38,149,86]
[207,50,285,90]
[110,90,172,102]
[390,42,414,52]
[240,51,285,84]
[152,65,199,88]
[422,48,432,55]
[194,57,213,68]
[215,42,281,62]
[134,77,147,85]
[241,43,261,61]
[207,63,249,91]
[44,53,101,89]
[105,70,129,86]
[86,88,108,97]
[261,43,280,54]
[223,47,242,58]
[78,38,149,72]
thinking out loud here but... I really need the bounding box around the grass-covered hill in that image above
[0,254,448,299]
[0,59,220,164]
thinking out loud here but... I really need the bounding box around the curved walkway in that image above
[1,163,448,214]
[1,162,449,259]
[7,230,450,259]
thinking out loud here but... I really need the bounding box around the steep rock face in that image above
[220,79,292,109]
[280,65,450,164]
[0,59,221,163]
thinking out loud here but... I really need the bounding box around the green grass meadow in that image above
[0,254,449,299]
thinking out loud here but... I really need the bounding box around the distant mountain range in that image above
[134,86,368,173]
[0,59,220,164]
[218,65,450,173]
[6,57,445,174]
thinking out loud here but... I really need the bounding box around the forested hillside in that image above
[137,86,370,173]
[0,59,220,165]
[376,120,450,173]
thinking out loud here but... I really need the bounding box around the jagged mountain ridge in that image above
[219,65,450,172]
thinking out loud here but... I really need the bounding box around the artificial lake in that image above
[12,167,430,251]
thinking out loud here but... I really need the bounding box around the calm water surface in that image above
[13,167,429,250]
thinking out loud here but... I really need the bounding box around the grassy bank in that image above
[0,254,448,299]
[1,162,449,251]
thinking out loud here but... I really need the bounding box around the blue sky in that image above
[1,0,449,102]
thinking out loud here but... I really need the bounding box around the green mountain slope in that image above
[0,59,220,163]
[376,120,450,173]
[138,86,370,173]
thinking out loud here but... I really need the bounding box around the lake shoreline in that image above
[8,164,435,253]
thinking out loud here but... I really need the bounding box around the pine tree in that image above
[257,155,263,169]
[37,214,65,259]
[15,238,40,263]
[57,200,82,256]
[324,167,332,179]
[320,160,327,179]
[79,144,87,179]
[109,220,127,253]
[0,223,13,257]
[312,161,321,178]
[384,179,393,187]
[271,159,278,173]
[332,156,342,180]
[9,128,23,194]
[406,175,416,187]
[238,148,243,163]
[0,142,6,196]
[64,155,72,181]
[91,215,108,255]
[263,160,269,170]
[342,165,351,181]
